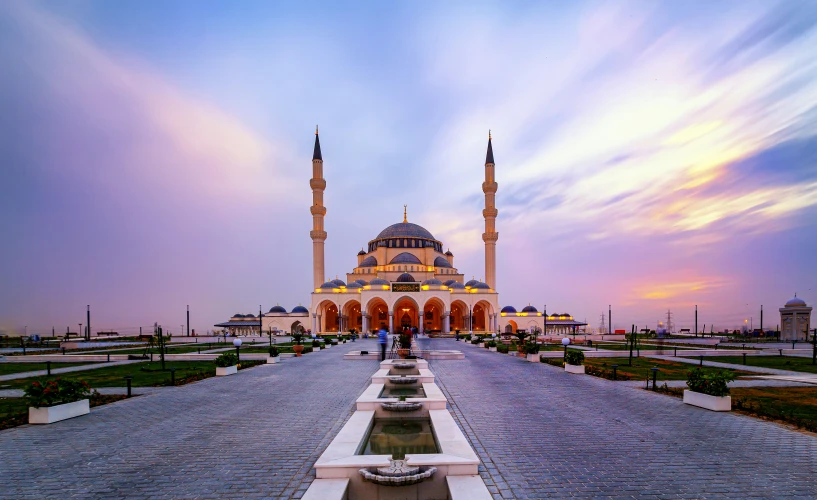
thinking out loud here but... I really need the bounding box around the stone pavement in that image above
[0,340,379,499]
[422,338,817,499]
[0,360,145,382]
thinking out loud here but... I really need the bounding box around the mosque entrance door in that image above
[394,297,419,332]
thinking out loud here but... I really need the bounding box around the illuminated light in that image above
[500,313,506,317]
[381,285,389,290]
[518,312,528,317]
[428,266,434,272]
[421,285,430,291]
[315,288,321,293]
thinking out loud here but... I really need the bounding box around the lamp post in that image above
[79,324,82,340]
[233,337,242,363]
[562,337,570,360]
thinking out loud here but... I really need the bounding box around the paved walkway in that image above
[0,341,379,499]
[0,360,145,382]
[423,338,817,499]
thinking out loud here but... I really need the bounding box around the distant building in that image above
[779,295,812,341]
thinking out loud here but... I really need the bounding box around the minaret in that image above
[310,126,327,289]
[482,130,499,289]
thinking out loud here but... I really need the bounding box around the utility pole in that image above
[608,305,612,336]
[695,305,698,337]
[259,305,263,339]
[86,305,91,341]
[628,324,635,366]
[598,314,606,334]
[760,305,763,332]
[187,305,190,337]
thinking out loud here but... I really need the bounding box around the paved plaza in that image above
[2,338,817,499]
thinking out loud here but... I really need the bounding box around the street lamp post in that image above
[233,337,242,363]
[562,337,570,360]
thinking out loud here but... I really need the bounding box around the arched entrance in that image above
[504,320,518,334]
[450,300,468,332]
[290,321,303,334]
[393,296,420,332]
[317,300,339,333]
[366,298,389,333]
[342,300,362,333]
[423,297,445,333]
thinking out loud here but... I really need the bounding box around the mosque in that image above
[215,130,587,336]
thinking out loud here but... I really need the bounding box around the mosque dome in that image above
[370,278,389,286]
[786,296,807,307]
[354,279,368,286]
[347,282,362,289]
[269,305,287,313]
[331,279,346,287]
[521,305,538,313]
[464,279,479,287]
[445,250,453,256]
[449,282,466,289]
[245,314,255,318]
[390,252,422,265]
[377,222,435,240]
[473,282,491,290]
[233,314,245,318]
[358,249,366,255]
[421,278,443,286]
[434,256,452,268]
[320,281,337,289]
[359,256,378,267]
[396,273,416,282]
[443,280,456,286]
[291,306,309,314]
[501,306,517,314]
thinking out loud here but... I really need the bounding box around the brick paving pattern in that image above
[422,338,817,499]
[0,341,379,499]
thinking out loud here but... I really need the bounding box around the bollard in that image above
[715,344,718,350]
[107,354,110,362]
[699,355,703,367]
[743,353,747,365]
[198,346,200,354]
[611,364,618,381]
[674,348,677,357]
[793,341,796,350]
[170,368,176,386]
[779,349,783,357]
[125,376,133,397]
[62,347,66,355]
[47,361,51,376]
[150,352,154,362]
[651,367,659,390]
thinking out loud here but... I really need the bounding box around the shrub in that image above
[565,349,585,366]
[686,368,735,397]
[311,339,321,348]
[292,332,304,345]
[497,344,509,354]
[24,378,92,408]
[470,338,480,345]
[463,334,472,341]
[509,341,517,351]
[214,352,238,367]
[398,332,412,349]
[302,345,313,354]
[268,346,279,357]
[486,340,496,348]
[523,342,540,355]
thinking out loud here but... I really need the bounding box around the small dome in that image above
[319,281,337,289]
[434,256,452,268]
[443,280,456,286]
[389,252,422,265]
[396,273,416,282]
[521,305,538,313]
[786,296,807,307]
[347,282,362,289]
[445,250,453,256]
[291,305,309,313]
[245,314,255,318]
[359,256,378,267]
[421,278,443,286]
[501,306,517,314]
[464,279,479,287]
[370,278,389,285]
[354,279,368,286]
[358,249,366,255]
[233,313,245,318]
[331,279,346,287]
[449,282,465,289]
[473,282,491,290]
[269,305,287,313]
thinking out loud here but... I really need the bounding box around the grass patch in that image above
[583,357,750,381]
[1,360,264,389]
[0,362,100,376]
[0,393,129,431]
[702,355,817,374]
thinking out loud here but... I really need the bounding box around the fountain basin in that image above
[357,383,445,417]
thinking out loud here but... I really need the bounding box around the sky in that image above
[1,0,816,336]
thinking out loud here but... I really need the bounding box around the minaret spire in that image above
[310,127,327,289]
[403,205,408,223]
[482,130,499,289]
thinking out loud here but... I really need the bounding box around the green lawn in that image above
[0,362,100,376]
[731,387,817,424]
[703,355,817,374]
[0,394,129,431]
[73,344,238,355]
[583,357,750,381]
[1,361,228,389]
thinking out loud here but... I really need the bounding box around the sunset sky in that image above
[1,1,816,336]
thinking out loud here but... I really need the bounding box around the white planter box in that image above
[216,365,237,376]
[314,346,321,351]
[29,399,90,424]
[527,353,540,362]
[565,364,585,374]
[683,390,731,411]
[489,347,497,352]
[323,343,330,349]
[266,357,279,364]
[478,343,484,348]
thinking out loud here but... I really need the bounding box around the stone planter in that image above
[565,364,585,374]
[29,399,90,424]
[478,343,484,348]
[266,356,279,364]
[293,344,304,357]
[489,347,497,352]
[683,390,731,411]
[526,353,540,362]
[216,365,237,376]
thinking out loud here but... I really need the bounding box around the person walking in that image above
[378,328,388,361]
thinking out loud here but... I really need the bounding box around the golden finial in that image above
[315,125,319,135]
[488,129,491,140]
[403,205,408,223]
